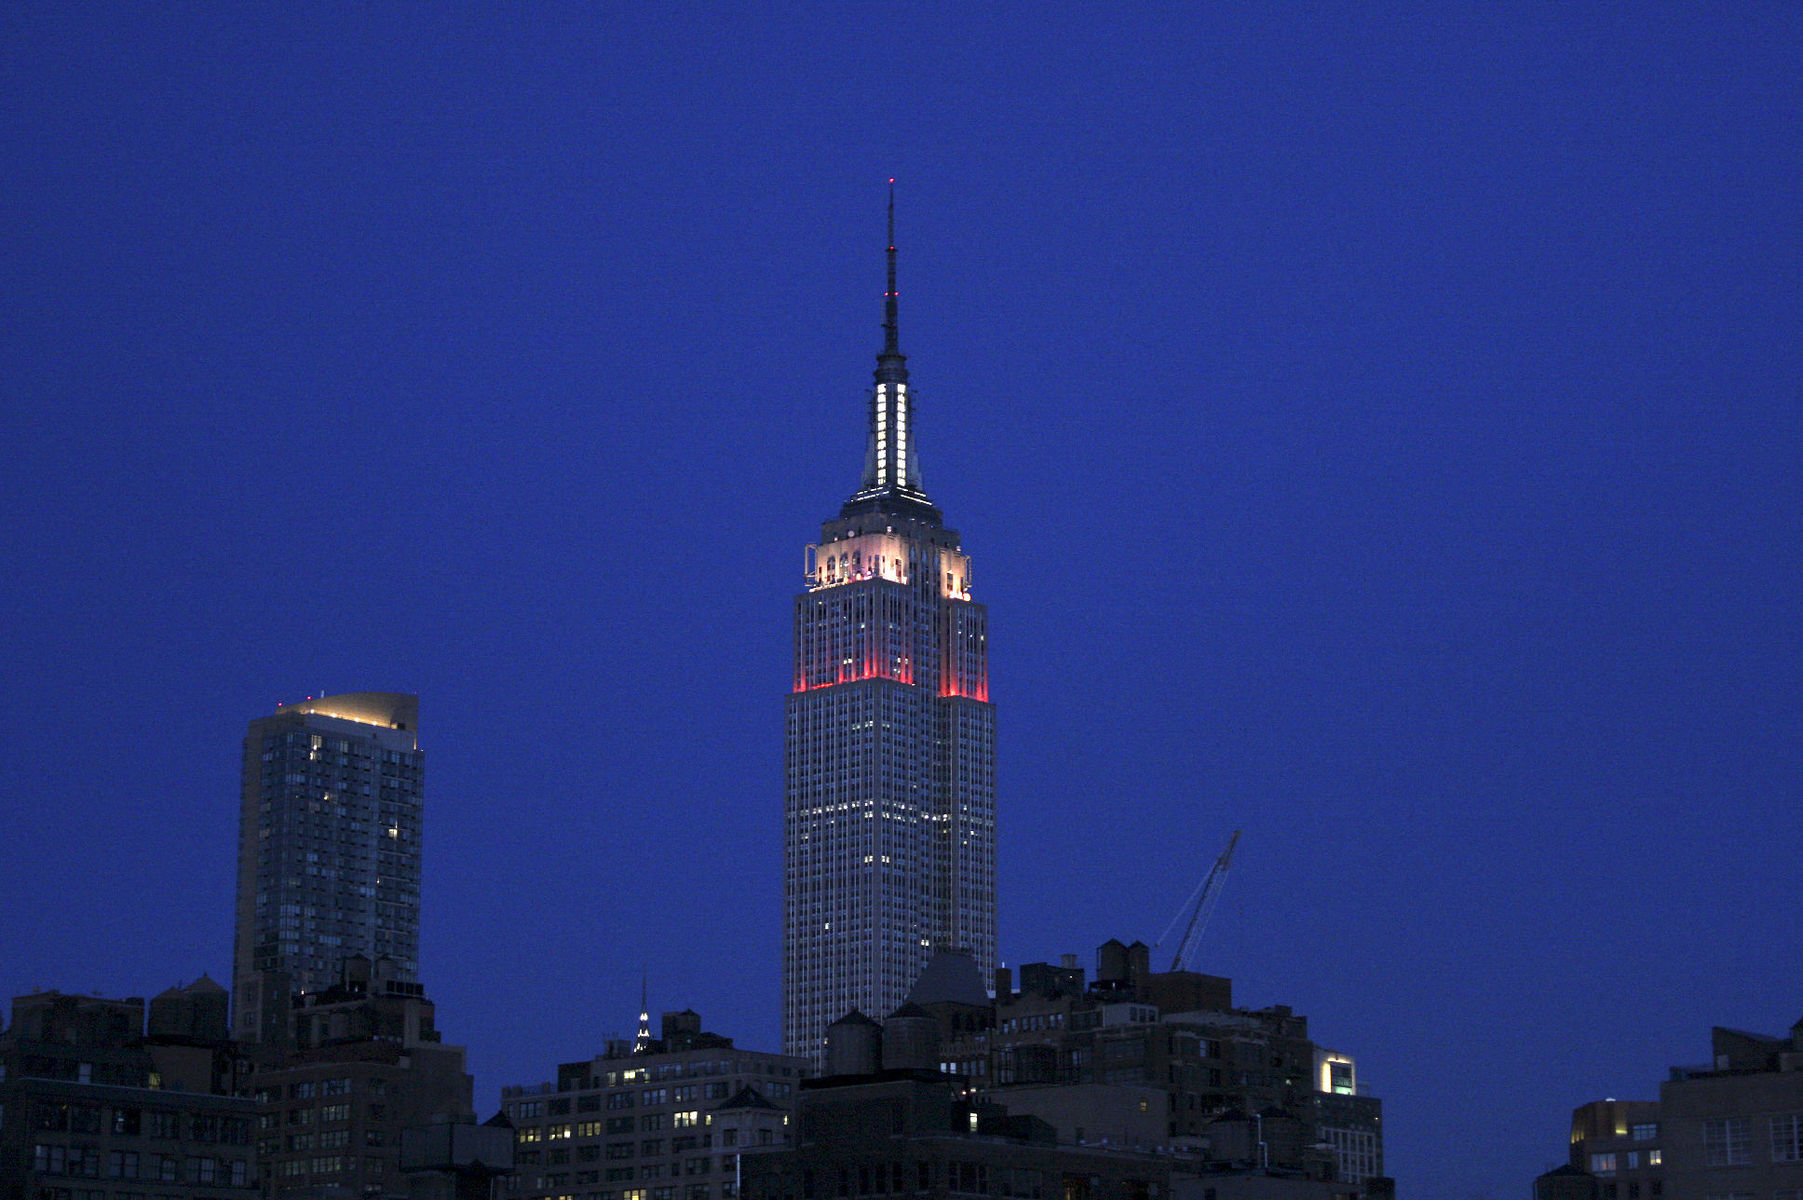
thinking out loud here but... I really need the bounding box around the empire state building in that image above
[782,197,996,1060]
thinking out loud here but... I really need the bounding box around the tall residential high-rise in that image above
[782,197,996,1060]
[231,691,423,1042]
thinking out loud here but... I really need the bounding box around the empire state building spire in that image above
[878,180,905,383]
[846,181,937,521]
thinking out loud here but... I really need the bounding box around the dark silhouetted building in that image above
[1659,1023,1803,1198]
[1533,1163,1601,1200]
[783,201,996,1061]
[743,1021,1163,1200]
[1559,1099,1662,1200]
[149,974,231,1041]
[401,1113,517,1200]
[1546,1018,1803,1200]
[0,986,256,1199]
[233,692,424,1044]
[247,956,473,1198]
[899,944,1384,1191]
[501,1007,806,1200]
[741,1013,1361,1200]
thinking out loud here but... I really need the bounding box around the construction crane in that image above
[1156,829,1242,973]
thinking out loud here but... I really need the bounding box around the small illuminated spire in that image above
[633,973,653,1054]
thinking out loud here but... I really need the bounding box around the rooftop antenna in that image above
[883,178,900,357]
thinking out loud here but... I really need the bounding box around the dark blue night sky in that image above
[3,6,1799,1197]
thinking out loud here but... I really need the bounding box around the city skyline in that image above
[783,195,997,1059]
[3,7,1799,1199]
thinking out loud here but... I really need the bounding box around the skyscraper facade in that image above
[782,203,996,1059]
[231,691,423,1042]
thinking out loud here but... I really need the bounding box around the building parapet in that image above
[501,1080,556,1097]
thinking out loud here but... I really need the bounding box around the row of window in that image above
[1598,1181,1660,1200]
[272,1154,352,1177]
[526,1117,771,1145]
[1705,1114,1803,1167]
[256,1101,364,1128]
[30,1190,183,1200]
[514,1084,770,1122]
[1320,1127,1381,1183]
[534,1175,734,1191]
[520,1129,771,1164]
[1591,1150,1664,1173]
[31,1144,248,1185]
[515,1065,793,1112]
[258,1126,369,1152]
[31,1104,248,1144]
[511,1182,735,1200]
[750,1160,1097,1200]
[523,1112,707,1142]
[520,1159,742,1182]
[9,1058,142,1088]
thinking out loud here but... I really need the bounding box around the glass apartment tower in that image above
[782,206,996,1060]
[231,692,423,1042]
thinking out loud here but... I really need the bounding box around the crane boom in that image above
[1158,829,1241,973]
